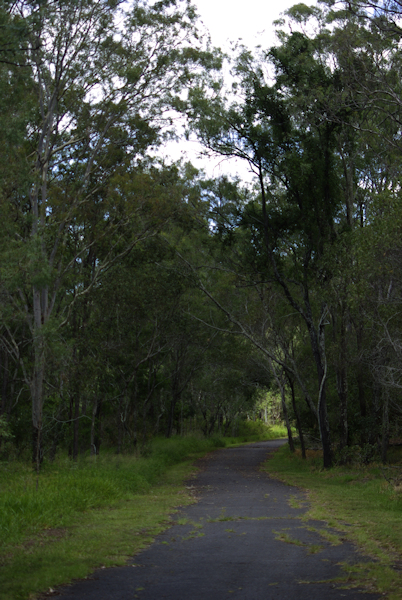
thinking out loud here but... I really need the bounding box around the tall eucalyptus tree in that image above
[0,0,219,467]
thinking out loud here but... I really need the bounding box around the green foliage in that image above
[0,416,13,440]
[335,443,380,466]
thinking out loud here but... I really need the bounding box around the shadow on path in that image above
[57,440,380,599]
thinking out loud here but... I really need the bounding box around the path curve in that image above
[57,440,379,599]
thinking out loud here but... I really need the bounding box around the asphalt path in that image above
[57,440,379,599]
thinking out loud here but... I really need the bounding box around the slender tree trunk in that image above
[317,375,332,468]
[308,308,332,468]
[281,388,295,453]
[142,397,151,450]
[132,379,138,451]
[91,397,98,455]
[93,398,103,455]
[166,395,177,438]
[31,316,45,470]
[287,375,306,459]
[117,396,123,454]
[357,369,367,445]
[381,390,389,464]
[80,394,87,455]
[166,373,180,438]
[337,367,348,450]
[271,364,295,453]
[0,350,8,416]
[68,394,73,458]
[336,307,348,451]
[355,324,367,445]
[371,380,381,447]
[72,389,80,461]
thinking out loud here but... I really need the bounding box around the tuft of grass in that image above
[273,530,306,546]
[288,494,305,509]
[263,445,402,599]
[307,543,324,554]
[306,526,342,546]
[207,515,240,522]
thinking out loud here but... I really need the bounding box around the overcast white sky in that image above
[194,0,304,51]
[160,0,316,181]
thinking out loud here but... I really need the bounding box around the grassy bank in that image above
[0,425,284,600]
[263,445,402,599]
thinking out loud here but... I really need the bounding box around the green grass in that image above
[263,445,402,599]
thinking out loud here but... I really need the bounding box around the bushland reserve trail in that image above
[56,440,379,600]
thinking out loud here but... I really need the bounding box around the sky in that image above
[194,0,303,51]
[160,0,316,182]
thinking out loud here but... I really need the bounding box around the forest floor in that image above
[45,440,390,600]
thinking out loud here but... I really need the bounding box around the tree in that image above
[0,0,219,468]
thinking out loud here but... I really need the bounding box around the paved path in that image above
[58,440,379,599]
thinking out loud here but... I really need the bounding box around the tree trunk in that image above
[31,315,45,470]
[91,397,102,455]
[166,395,177,438]
[271,364,295,453]
[336,307,348,451]
[166,373,180,438]
[381,390,389,464]
[0,349,8,416]
[90,398,97,455]
[337,366,348,450]
[355,324,367,445]
[318,389,332,469]
[117,396,123,454]
[288,375,306,459]
[281,389,295,453]
[371,381,381,447]
[72,390,80,461]
[308,307,332,468]
[357,369,367,445]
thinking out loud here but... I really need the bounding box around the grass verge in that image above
[0,462,197,600]
[0,435,225,600]
[262,445,402,599]
[0,427,283,600]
